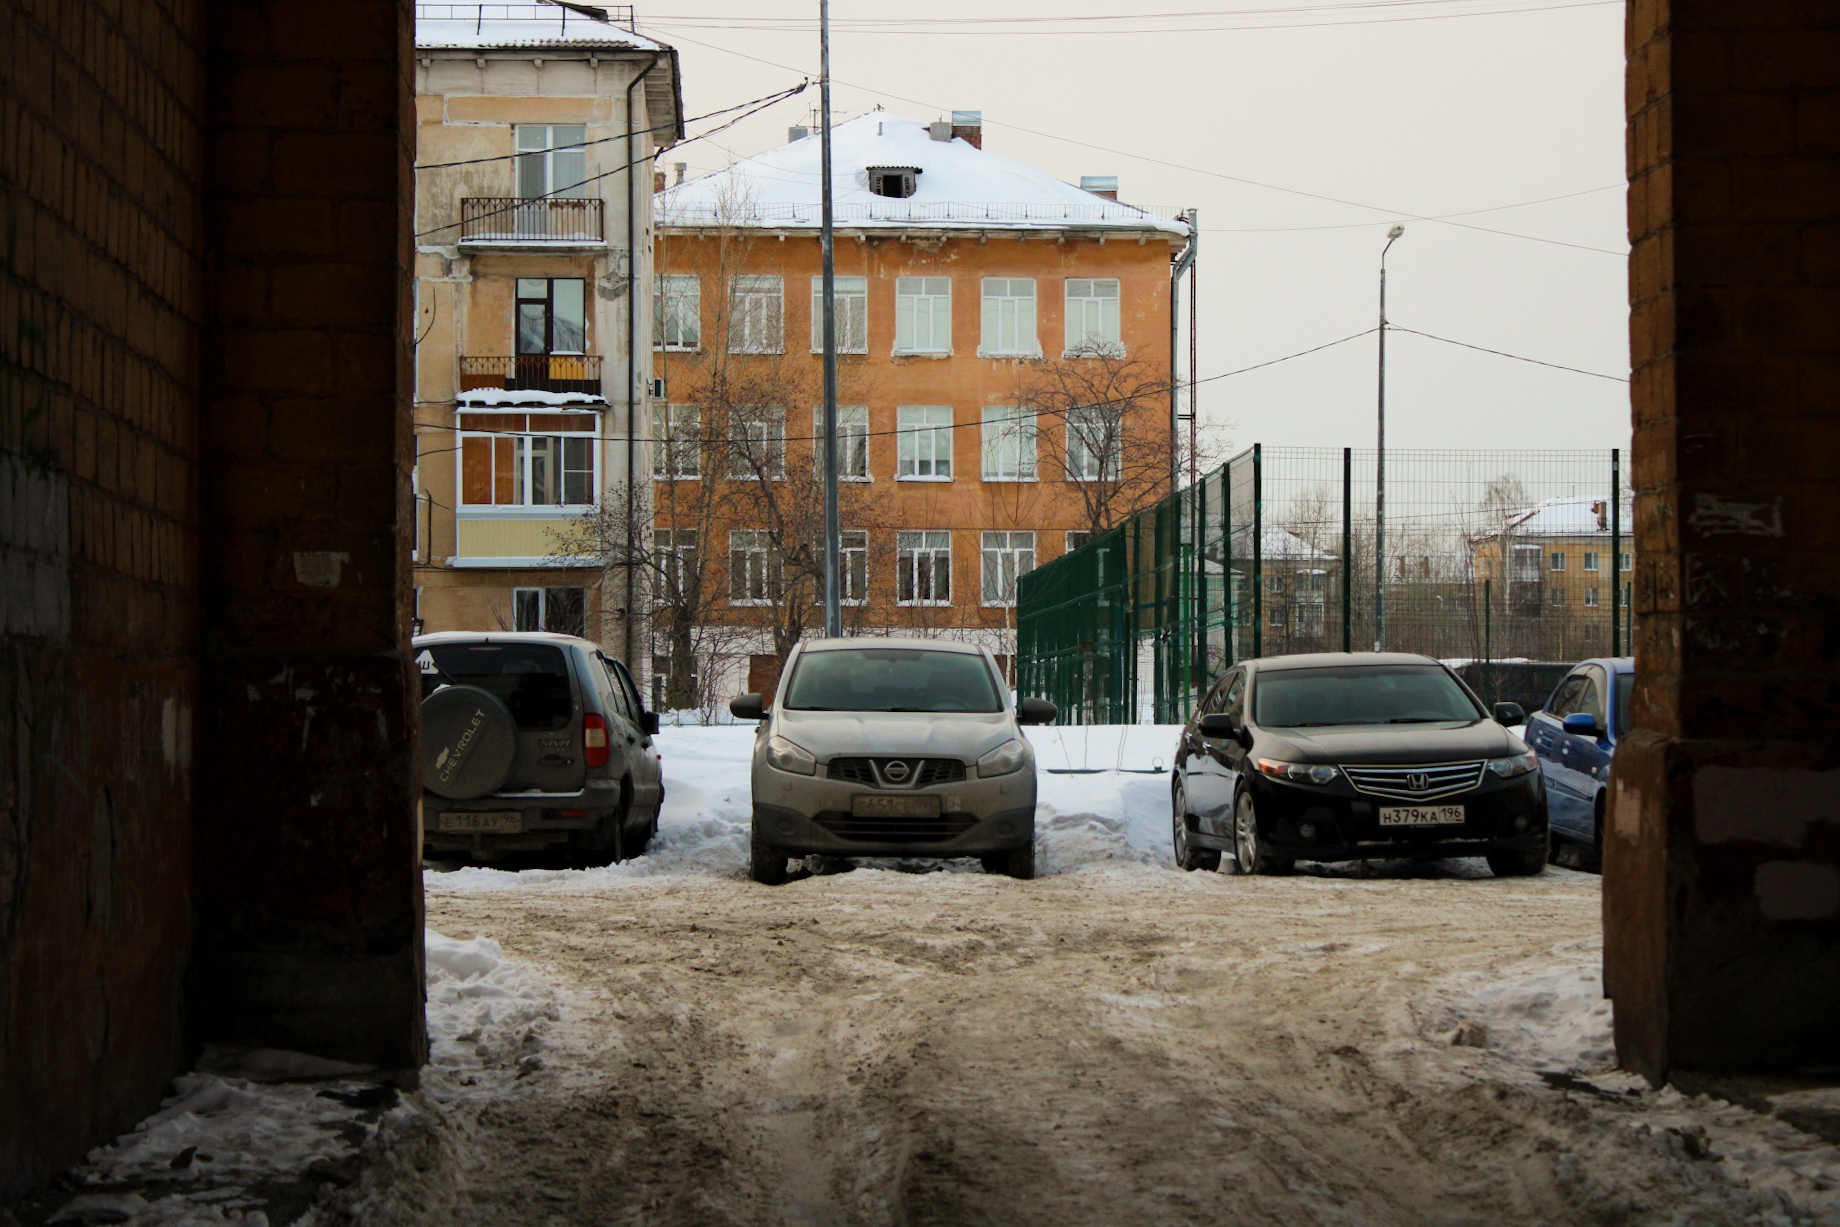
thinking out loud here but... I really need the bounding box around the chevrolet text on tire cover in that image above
[422,684,517,799]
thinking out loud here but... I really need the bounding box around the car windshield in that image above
[418,643,573,730]
[1254,664,1481,728]
[781,648,1002,713]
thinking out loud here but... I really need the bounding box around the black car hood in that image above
[1260,720,1517,764]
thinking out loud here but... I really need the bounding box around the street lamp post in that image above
[1374,224,1403,651]
[819,0,841,638]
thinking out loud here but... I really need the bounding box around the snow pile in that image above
[425,931,562,1070]
[1428,941,1615,1073]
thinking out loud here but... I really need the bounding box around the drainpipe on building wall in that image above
[625,53,661,663]
[1168,212,1198,497]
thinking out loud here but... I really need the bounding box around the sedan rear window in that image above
[420,643,574,730]
[1254,664,1482,728]
[781,648,1001,713]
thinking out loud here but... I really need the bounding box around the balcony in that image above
[460,355,602,395]
[458,198,605,246]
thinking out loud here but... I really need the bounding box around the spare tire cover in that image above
[422,685,518,799]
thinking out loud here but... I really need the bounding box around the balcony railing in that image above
[460,355,603,395]
[459,198,605,244]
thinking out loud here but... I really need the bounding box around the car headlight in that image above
[766,735,816,776]
[1256,758,1338,786]
[1487,750,1540,779]
[977,739,1028,778]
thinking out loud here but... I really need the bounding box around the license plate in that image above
[1378,805,1465,827]
[435,812,522,833]
[850,794,942,818]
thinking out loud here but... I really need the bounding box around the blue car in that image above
[1521,657,1632,866]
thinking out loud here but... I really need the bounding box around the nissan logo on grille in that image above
[1407,773,1431,792]
[882,760,910,783]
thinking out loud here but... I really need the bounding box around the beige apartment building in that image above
[411,4,682,662]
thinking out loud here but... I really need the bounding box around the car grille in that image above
[813,812,980,844]
[1341,761,1486,801]
[826,757,968,788]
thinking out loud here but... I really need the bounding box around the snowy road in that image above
[398,727,1836,1227]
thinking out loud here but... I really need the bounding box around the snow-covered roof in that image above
[1206,526,1338,564]
[658,113,1190,236]
[415,3,666,51]
[457,389,604,407]
[1507,493,1634,537]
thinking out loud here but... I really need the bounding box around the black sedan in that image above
[1170,653,1546,878]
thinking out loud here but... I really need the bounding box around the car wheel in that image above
[1172,781,1221,872]
[982,832,1036,880]
[1231,790,1292,876]
[748,822,788,885]
[1487,839,1548,878]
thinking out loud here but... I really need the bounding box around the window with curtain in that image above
[980,406,1037,481]
[810,275,868,353]
[895,277,951,353]
[1064,405,1121,481]
[897,530,952,604]
[1064,278,1122,355]
[515,125,587,198]
[896,406,953,479]
[980,531,1035,605]
[728,275,783,353]
[729,530,781,604]
[811,405,870,479]
[728,406,786,480]
[980,277,1037,356]
[655,274,700,350]
[653,404,701,480]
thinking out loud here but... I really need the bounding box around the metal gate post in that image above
[1342,446,1352,653]
[1484,577,1492,705]
[1252,443,1264,660]
[1223,458,1235,667]
[1611,447,1622,658]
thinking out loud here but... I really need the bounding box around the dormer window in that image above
[866,166,920,199]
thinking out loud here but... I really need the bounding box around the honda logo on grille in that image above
[882,760,910,782]
[1407,772,1432,792]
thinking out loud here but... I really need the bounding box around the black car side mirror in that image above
[729,693,766,721]
[1017,697,1058,725]
[640,710,660,736]
[1492,702,1526,726]
[1198,713,1238,739]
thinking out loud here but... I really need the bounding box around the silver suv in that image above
[416,631,663,864]
[731,638,1057,884]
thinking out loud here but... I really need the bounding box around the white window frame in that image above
[897,530,953,606]
[811,405,871,480]
[653,403,701,480]
[980,406,1037,482]
[515,124,587,199]
[1064,278,1123,356]
[728,275,784,354]
[809,529,870,605]
[1583,550,1600,572]
[728,529,780,606]
[1064,405,1121,482]
[1550,551,1567,572]
[980,530,1035,607]
[457,412,600,508]
[727,406,786,481]
[513,585,587,633]
[1065,530,1093,553]
[810,275,868,354]
[1584,586,1600,607]
[979,277,1038,357]
[897,406,953,481]
[1620,551,1633,572]
[894,277,952,354]
[656,274,700,351]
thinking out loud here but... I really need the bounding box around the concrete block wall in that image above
[1608,0,1840,1079]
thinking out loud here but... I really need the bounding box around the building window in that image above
[1549,551,1567,572]
[1065,405,1121,482]
[1065,278,1122,355]
[1620,585,1631,607]
[810,530,869,604]
[728,530,780,604]
[517,278,586,354]
[895,277,952,354]
[652,528,698,599]
[459,412,598,506]
[1584,586,1600,607]
[981,406,1037,481]
[810,275,868,353]
[515,125,587,198]
[1066,530,1093,552]
[981,531,1035,606]
[729,275,784,354]
[656,274,700,351]
[811,405,870,480]
[898,530,952,605]
[651,653,698,713]
[653,404,701,480]
[727,406,785,480]
[1549,586,1566,606]
[980,277,1037,357]
[1583,551,1600,572]
[513,586,586,635]
[897,406,953,479]
[1620,551,1632,571]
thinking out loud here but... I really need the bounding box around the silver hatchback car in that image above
[731,638,1057,884]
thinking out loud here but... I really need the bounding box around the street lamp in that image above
[819,0,841,637]
[1374,223,1404,651]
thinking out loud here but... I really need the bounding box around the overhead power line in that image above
[1390,325,1628,381]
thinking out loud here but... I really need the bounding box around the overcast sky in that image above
[633,0,1631,458]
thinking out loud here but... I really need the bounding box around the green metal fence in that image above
[1016,446,1633,724]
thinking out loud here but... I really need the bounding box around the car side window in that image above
[609,658,649,728]
[1577,667,1607,724]
[1198,673,1233,718]
[1548,676,1585,717]
[597,654,635,723]
[1222,673,1246,723]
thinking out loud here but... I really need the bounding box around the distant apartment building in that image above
[411,4,682,662]
[650,112,1194,708]
[1473,493,1635,660]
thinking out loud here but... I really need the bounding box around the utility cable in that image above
[648,0,1601,26]
[1389,326,1628,381]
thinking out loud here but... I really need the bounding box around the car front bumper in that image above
[752,801,1036,858]
[1239,770,1546,863]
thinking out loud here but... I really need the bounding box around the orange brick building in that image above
[650,113,1193,707]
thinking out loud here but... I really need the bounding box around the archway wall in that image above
[1610,0,1840,1079]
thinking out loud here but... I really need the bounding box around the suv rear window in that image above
[420,643,574,730]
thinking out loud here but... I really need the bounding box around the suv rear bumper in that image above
[422,780,624,850]
[753,802,1035,858]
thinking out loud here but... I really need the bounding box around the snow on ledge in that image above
[457,389,605,407]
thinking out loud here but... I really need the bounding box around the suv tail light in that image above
[583,712,610,768]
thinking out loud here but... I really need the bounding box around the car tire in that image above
[982,833,1036,880]
[749,822,788,885]
[1230,790,1293,876]
[1487,840,1548,878]
[626,806,657,858]
[1172,781,1221,872]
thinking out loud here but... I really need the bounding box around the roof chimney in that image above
[928,120,951,142]
[788,124,810,143]
[673,162,687,185]
[1081,175,1118,200]
[950,110,982,149]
